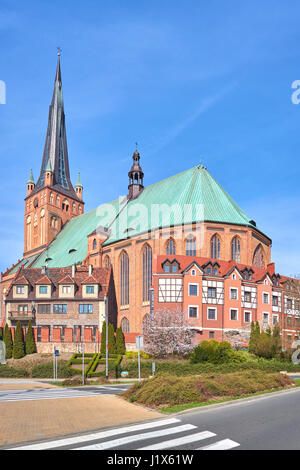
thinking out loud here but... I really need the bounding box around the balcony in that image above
[8,310,35,321]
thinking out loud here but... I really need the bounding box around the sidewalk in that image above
[0,394,161,447]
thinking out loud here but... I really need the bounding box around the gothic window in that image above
[166,239,176,255]
[50,192,54,204]
[40,209,45,244]
[231,237,241,263]
[211,234,220,259]
[33,213,38,227]
[72,203,76,213]
[104,256,111,268]
[78,205,82,214]
[121,317,130,333]
[93,239,97,250]
[56,195,60,207]
[142,244,152,302]
[253,244,265,268]
[186,235,196,256]
[62,199,69,212]
[26,216,31,250]
[120,251,129,306]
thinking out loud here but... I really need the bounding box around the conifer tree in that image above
[272,323,282,356]
[108,323,116,354]
[100,321,106,355]
[116,327,126,355]
[4,324,13,359]
[25,320,36,355]
[12,321,25,359]
[0,327,3,341]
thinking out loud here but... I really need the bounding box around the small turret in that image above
[26,169,35,196]
[75,172,83,200]
[44,159,53,186]
[128,149,144,199]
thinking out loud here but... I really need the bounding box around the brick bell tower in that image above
[24,52,84,258]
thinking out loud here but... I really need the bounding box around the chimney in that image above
[89,264,93,276]
[72,264,76,278]
[41,266,46,275]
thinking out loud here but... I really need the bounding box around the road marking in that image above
[11,418,181,450]
[198,439,240,450]
[139,430,216,450]
[75,424,197,450]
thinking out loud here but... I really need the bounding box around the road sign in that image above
[121,371,129,377]
[136,336,144,350]
[55,350,59,357]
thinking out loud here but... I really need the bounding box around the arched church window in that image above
[72,203,76,213]
[142,244,152,302]
[78,205,82,214]
[253,244,265,269]
[231,237,241,263]
[186,236,196,256]
[104,256,111,268]
[26,216,31,250]
[50,192,54,204]
[121,317,130,333]
[93,239,97,250]
[120,251,129,306]
[211,234,220,259]
[62,199,69,212]
[56,195,60,207]
[33,213,38,227]
[166,239,176,255]
[40,209,45,244]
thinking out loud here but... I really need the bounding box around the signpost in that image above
[136,336,144,382]
[53,348,59,380]
[105,296,109,380]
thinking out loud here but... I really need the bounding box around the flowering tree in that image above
[142,308,195,357]
[224,327,250,350]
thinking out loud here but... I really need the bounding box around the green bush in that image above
[116,327,126,355]
[0,365,29,377]
[100,322,106,355]
[190,340,246,364]
[125,351,150,359]
[12,321,25,359]
[32,361,75,378]
[25,320,36,355]
[108,324,116,354]
[4,324,13,359]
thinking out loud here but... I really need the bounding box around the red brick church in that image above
[1,54,299,352]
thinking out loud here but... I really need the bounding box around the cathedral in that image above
[1,54,300,352]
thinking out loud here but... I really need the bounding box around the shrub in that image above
[125,351,150,360]
[25,320,36,355]
[108,324,116,354]
[190,340,246,364]
[0,365,29,377]
[116,327,126,355]
[4,324,13,359]
[123,370,294,408]
[0,327,3,341]
[12,321,25,359]
[32,361,74,378]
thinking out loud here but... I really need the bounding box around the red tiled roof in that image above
[82,275,99,284]
[13,275,30,285]
[58,275,75,284]
[6,266,110,300]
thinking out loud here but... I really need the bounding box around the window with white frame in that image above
[188,306,198,318]
[272,314,278,325]
[230,309,238,321]
[16,286,25,294]
[191,269,196,276]
[263,293,269,304]
[230,288,238,300]
[62,286,71,294]
[244,291,251,303]
[189,284,198,296]
[207,287,216,298]
[207,308,216,320]
[244,311,251,323]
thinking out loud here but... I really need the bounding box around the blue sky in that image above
[0,0,300,276]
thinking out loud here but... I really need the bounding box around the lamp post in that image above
[104,295,108,380]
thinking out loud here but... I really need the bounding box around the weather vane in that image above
[135,142,138,151]
[57,47,62,56]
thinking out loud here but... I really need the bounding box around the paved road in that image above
[0,384,131,402]
[7,386,300,450]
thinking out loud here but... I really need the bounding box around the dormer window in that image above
[191,269,196,276]
[164,265,170,273]
[206,267,211,275]
[16,286,25,294]
[86,286,95,294]
[213,268,218,276]
[62,286,71,294]
[172,265,178,273]
[39,286,48,294]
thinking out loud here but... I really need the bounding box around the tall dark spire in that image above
[31,53,79,200]
[128,148,144,199]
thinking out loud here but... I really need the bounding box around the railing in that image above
[8,311,35,320]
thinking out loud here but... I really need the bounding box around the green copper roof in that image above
[45,159,53,172]
[75,172,83,187]
[6,253,39,276]
[31,165,267,269]
[27,169,35,184]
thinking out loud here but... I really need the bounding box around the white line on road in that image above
[139,430,216,450]
[198,438,240,450]
[75,424,197,450]
[11,418,181,450]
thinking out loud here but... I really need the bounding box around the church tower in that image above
[24,53,84,258]
[128,148,144,199]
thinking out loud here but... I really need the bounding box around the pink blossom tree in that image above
[142,309,195,357]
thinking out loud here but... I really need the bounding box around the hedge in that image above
[0,365,29,377]
[87,354,122,378]
[32,361,75,378]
